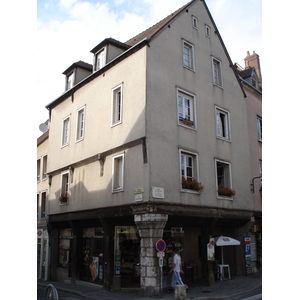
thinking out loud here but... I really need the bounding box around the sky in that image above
[36,0,262,137]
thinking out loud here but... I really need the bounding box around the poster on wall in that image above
[90,257,99,281]
[244,235,252,275]
[207,237,215,261]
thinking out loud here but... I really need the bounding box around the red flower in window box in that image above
[59,193,68,202]
[218,186,235,197]
[183,119,194,127]
[182,177,204,193]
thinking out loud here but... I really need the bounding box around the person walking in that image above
[168,246,188,292]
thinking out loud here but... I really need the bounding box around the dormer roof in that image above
[90,38,130,54]
[62,60,93,75]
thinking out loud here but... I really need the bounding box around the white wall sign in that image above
[152,187,164,199]
[135,194,143,202]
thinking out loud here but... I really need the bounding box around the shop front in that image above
[37,228,49,280]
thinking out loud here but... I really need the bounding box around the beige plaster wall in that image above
[145,0,253,210]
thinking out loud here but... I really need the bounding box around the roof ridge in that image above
[125,0,194,46]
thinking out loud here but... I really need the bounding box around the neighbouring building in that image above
[235,51,262,273]
[42,0,261,296]
[37,126,49,280]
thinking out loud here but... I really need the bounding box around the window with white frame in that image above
[76,105,85,142]
[215,106,230,140]
[177,89,196,128]
[37,158,41,182]
[61,171,70,201]
[67,72,74,90]
[212,57,223,87]
[215,160,232,197]
[37,191,47,219]
[180,149,199,191]
[182,40,195,71]
[112,153,124,192]
[96,49,105,71]
[42,155,47,180]
[61,115,70,147]
[192,16,198,29]
[257,116,262,141]
[111,84,123,126]
[205,24,211,37]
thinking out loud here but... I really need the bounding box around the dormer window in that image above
[67,72,74,90]
[95,49,105,71]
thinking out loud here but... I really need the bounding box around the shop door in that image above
[80,237,104,284]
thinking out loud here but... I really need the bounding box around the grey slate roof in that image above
[62,60,93,75]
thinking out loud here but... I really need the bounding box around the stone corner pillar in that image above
[134,213,168,297]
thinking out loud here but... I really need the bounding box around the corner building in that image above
[45,0,258,296]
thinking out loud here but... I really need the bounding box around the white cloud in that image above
[36,0,262,137]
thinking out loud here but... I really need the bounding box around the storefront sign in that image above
[152,187,164,199]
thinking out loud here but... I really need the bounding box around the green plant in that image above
[59,193,68,202]
[218,186,235,197]
[182,177,204,192]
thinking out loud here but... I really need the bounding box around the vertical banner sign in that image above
[244,235,252,275]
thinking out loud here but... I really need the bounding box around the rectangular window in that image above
[67,72,74,90]
[37,193,40,220]
[61,171,70,202]
[212,57,223,87]
[96,49,105,71]
[182,40,195,71]
[192,16,198,29]
[177,89,196,128]
[76,106,85,142]
[112,153,124,192]
[42,155,47,180]
[180,149,199,191]
[215,160,233,197]
[61,116,70,147]
[215,106,230,140]
[205,24,211,37]
[111,84,123,126]
[41,191,46,219]
[257,116,262,141]
[37,158,41,182]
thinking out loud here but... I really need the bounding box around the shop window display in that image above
[80,227,104,285]
[115,226,140,287]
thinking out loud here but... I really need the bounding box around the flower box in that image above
[182,177,204,193]
[218,186,235,197]
[183,119,194,127]
[59,193,68,203]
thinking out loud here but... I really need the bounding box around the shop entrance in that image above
[80,227,104,285]
[115,226,140,288]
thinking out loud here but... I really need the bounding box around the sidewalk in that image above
[37,271,262,300]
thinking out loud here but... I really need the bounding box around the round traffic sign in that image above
[156,239,166,252]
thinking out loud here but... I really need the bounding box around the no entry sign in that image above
[156,239,166,252]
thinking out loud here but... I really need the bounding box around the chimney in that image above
[244,51,262,81]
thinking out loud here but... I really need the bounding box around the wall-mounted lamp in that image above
[250,175,262,193]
